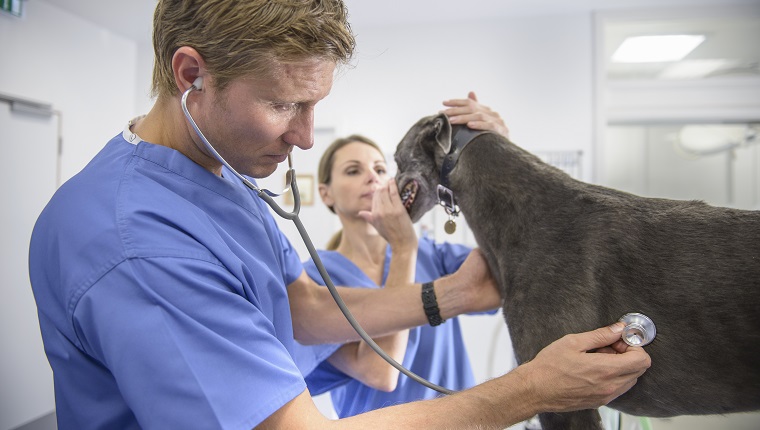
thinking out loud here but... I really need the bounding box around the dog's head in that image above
[394,113,453,222]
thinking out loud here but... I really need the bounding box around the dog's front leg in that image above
[538,409,603,430]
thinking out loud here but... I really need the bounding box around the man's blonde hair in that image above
[151,0,355,98]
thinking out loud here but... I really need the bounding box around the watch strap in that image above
[421,281,444,327]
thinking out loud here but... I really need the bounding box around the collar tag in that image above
[437,184,460,217]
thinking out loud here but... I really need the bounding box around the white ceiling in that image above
[37,0,760,80]
[36,0,755,44]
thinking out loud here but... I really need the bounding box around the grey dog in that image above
[393,113,760,430]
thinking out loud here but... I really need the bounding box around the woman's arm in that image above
[325,331,408,392]
[317,245,416,391]
[318,178,418,391]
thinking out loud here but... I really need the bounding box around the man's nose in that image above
[284,109,314,151]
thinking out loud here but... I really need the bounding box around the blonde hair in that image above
[151,0,355,98]
[319,134,384,250]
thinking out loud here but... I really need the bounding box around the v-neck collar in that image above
[322,245,393,287]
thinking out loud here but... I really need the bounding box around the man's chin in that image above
[243,163,278,179]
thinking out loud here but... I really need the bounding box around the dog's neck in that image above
[437,126,490,217]
[450,136,562,227]
[440,126,489,189]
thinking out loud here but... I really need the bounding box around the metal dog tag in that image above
[444,219,457,234]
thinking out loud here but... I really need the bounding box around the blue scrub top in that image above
[296,239,480,417]
[29,131,307,430]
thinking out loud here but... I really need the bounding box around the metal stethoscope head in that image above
[619,313,657,347]
[180,77,300,219]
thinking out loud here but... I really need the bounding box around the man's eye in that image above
[272,103,297,112]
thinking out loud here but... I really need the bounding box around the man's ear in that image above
[172,46,206,94]
[433,113,452,154]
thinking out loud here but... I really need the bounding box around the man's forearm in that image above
[289,252,497,345]
[289,276,428,344]
[333,367,542,429]
[256,369,545,430]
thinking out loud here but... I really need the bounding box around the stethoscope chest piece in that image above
[619,313,657,347]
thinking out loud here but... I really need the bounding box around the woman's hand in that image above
[441,91,510,138]
[359,178,418,254]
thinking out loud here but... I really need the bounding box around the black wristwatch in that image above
[421,281,444,326]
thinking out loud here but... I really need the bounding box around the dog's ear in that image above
[433,113,452,154]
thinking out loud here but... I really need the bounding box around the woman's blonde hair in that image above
[151,0,356,98]
[318,134,384,250]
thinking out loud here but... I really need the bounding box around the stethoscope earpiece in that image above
[192,76,203,90]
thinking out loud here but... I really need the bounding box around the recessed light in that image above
[612,35,706,63]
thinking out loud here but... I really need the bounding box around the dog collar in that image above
[440,126,486,189]
[437,126,488,233]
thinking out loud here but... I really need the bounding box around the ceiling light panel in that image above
[612,35,706,63]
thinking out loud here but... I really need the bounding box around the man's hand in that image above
[441,92,510,138]
[517,323,652,413]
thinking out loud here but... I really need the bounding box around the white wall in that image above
[0,103,58,430]
[317,14,595,175]
[0,2,137,429]
[134,41,155,117]
[0,1,137,183]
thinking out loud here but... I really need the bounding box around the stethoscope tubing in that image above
[181,84,454,395]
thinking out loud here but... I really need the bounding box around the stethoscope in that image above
[181,77,658,397]
[181,77,456,395]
